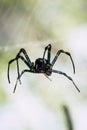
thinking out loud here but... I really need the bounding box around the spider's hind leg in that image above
[13,69,31,93]
[52,69,80,92]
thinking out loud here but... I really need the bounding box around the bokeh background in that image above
[0,0,87,130]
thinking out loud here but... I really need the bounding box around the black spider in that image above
[7,44,80,93]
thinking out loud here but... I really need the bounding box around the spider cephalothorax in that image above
[7,44,80,93]
[34,58,52,75]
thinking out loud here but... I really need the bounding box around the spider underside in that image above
[7,44,80,93]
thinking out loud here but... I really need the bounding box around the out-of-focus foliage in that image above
[0,0,87,43]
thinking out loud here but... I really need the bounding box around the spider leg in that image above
[16,59,21,84]
[16,55,31,84]
[8,59,15,83]
[52,50,75,73]
[52,69,80,92]
[8,48,32,84]
[13,69,32,93]
[15,48,32,85]
[43,44,51,63]
[8,55,30,84]
[16,48,32,68]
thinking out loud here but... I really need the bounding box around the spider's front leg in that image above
[8,58,22,84]
[15,48,32,84]
[43,44,51,63]
[16,48,32,68]
[8,49,32,85]
[52,50,75,74]
[7,55,29,84]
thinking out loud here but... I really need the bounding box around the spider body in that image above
[34,58,52,75]
[7,44,80,93]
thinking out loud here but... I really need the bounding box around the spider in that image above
[7,44,80,93]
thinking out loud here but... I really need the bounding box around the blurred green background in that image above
[0,0,87,130]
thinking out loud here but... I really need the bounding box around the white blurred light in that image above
[67,25,87,59]
[0,82,64,130]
